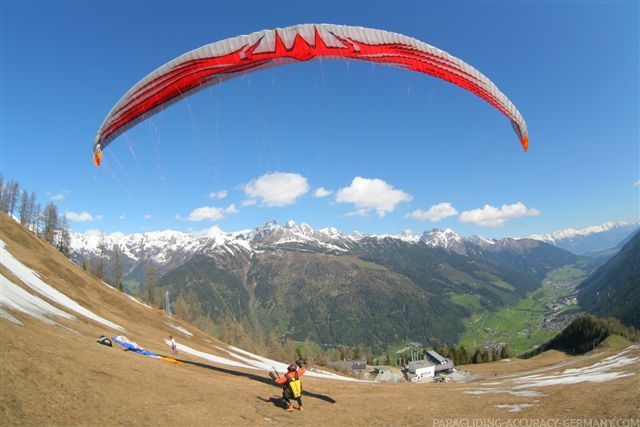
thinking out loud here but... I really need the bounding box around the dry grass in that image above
[1,214,639,426]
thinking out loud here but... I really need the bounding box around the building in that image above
[406,360,435,382]
[425,350,455,373]
[330,359,367,373]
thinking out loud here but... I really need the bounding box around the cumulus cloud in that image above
[336,177,412,217]
[187,204,238,222]
[407,202,458,222]
[314,187,333,198]
[241,199,257,207]
[243,172,309,207]
[65,211,101,222]
[50,191,69,202]
[343,208,370,217]
[208,190,228,200]
[459,202,540,227]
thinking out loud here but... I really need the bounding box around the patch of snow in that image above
[157,330,357,381]
[512,348,638,388]
[175,343,254,369]
[463,388,546,398]
[0,240,125,332]
[98,279,117,290]
[0,308,22,325]
[224,345,363,382]
[514,371,635,388]
[1,273,75,326]
[165,322,193,336]
[495,403,536,412]
[126,294,152,308]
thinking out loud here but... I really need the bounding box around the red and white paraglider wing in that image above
[93,23,528,166]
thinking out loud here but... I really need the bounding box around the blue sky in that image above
[2,1,638,238]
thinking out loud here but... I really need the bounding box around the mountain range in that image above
[70,220,638,350]
[530,221,639,254]
[71,220,639,271]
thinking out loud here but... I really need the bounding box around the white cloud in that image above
[343,208,370,217]
[458,202,540,227]
[407,202,458,222]
[208,190,228,200]
[144,214,152,220]
[336,177,412,217]
[187,204,238,222]
[314,187,333,198]
[65,211,102,222]
[633,180,640,188]
[119,214,127,220]
[243,172,309,207]
[50,191,69,202]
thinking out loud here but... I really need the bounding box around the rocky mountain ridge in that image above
[70,220,637,278]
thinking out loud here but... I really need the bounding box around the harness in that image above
[285,371,302,398]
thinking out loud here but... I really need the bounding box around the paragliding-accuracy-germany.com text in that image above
[433,419,640,427]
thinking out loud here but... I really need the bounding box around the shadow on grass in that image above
[175,358,336,404]
[257,396,287,409]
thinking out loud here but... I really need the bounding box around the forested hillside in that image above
[577,230,640,328]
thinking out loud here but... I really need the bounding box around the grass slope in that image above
[1,213,639,424]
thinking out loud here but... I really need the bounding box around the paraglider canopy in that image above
[93,23,528,166]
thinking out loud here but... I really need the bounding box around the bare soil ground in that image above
[1,215,639,426]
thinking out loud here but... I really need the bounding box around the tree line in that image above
[78,233,159,304]
[1,173,71,256]
[433,343,514,365]
[1,173,159,302]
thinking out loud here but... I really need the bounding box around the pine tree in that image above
[95,234,108,281]
[366,347,374,365]
[458,345,470,365]
[111,245,124,291]
[144,263,157,305]
[31,201,41,236]
[1,180,20,216]
[19,190,30,225]
[472,348,482,364]
[353,344,363,360]
[42,202,59,244]
[57,215,71,257]
[500,345,512,359]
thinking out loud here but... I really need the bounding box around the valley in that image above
[459,265,587,353]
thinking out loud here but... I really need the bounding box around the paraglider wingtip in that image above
[93,147,103,166]
[520,135,529,152]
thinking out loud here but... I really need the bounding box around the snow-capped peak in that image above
[397,230,420,243]
[318,226,343,239]
[530,221,634,243]
[420,228,462,248]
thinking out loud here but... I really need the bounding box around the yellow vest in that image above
[286,372,302,398]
